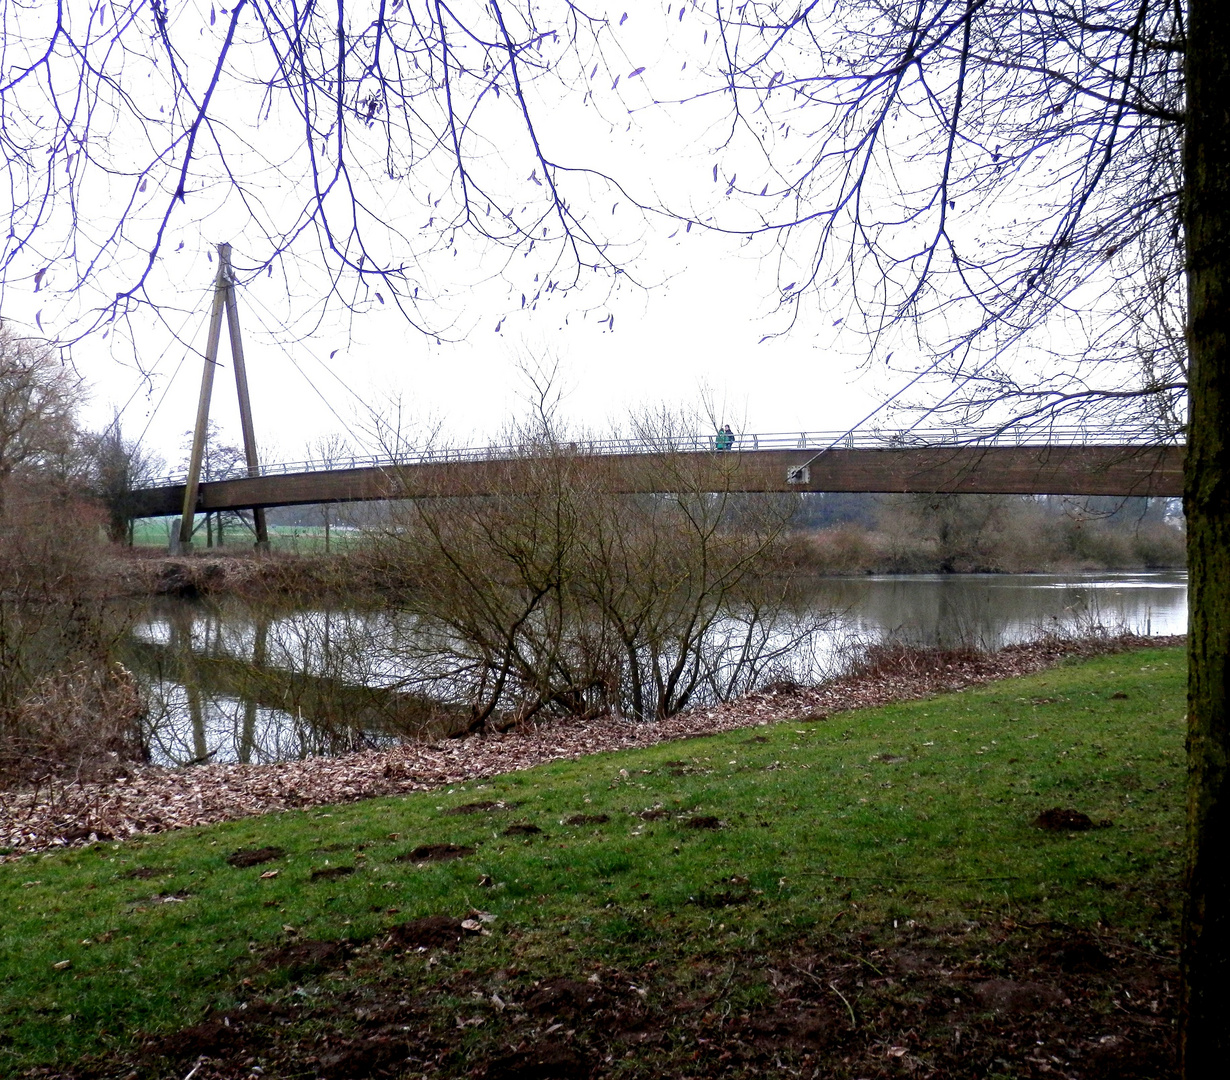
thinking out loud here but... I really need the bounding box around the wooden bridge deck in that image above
[124,443,1184,519]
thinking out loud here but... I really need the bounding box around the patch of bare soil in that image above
[225,846,285,868]
[137,1001,294,1064]
[384,915,476,951]
[444,800,510,815]
[107,919,1175,1080]
[682,815,723,830]
[309,865,354,882]
[503,823,542,837]
[142,1019,249,1061]
[521,976,610,1017]
[1034,808,1101,832]
[122,865,164,879]
[258,939,351,978]
[688,881,754,909]
[564,814,610,826]
[0,634,1181,859]
[394,843,474,863]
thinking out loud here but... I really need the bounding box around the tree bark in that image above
[1181,1,1230,1072]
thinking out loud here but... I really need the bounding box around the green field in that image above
[130,518,365,554]
[0,647,1185,1077]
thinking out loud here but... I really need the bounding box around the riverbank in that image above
[0,641,1184,1077]
[105,549,387,604]
[0,633,1180,859]
[107,536,1187,605]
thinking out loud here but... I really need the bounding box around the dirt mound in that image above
[503,823,542,836]
[1033,808,1096,831]
[123,866,163,879]
[144,1019,248,1060]
[395,843,474,863]
[682,815,722,830]
[564,814,609,826]
[309,865,354,882]
[386,915,474,950]
[522,977,607,1017]
[226,846,285,868]
[445,800,509,815]
[259,939,349,976]
[689,888,752,909]
[1040,934,1112,973]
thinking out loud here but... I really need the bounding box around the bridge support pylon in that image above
[178,243,270,552]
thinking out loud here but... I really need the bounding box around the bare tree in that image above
[372,405,808,729]
[0,332,138,785]
[84,413,166,543]
[0,322,80,514]
[307,432,354,551]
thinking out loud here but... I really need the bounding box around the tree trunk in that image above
[1181,1,1230,1072]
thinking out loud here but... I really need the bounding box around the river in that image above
[128,570,1187,767]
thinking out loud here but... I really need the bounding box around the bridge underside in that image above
[124,444,1184,519]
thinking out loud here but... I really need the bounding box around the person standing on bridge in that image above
[723,424,736,450]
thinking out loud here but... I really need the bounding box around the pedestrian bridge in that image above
[123,425,1184,520]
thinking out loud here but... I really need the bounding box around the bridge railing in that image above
[139,423,1182,490]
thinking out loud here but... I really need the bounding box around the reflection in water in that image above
[129,602,464,767]
[802,571,1187,650]
[130,571,1187,767]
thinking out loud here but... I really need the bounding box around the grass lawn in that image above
[0,646,1185,1078]
[130,519,363,554]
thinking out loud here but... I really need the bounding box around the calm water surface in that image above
[130,570,1187,767]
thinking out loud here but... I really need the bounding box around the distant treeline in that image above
[787,493,1184,574]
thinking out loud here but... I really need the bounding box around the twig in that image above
[791,964,857,1029]
[828,982,857,1029]
[836,949,886,978]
